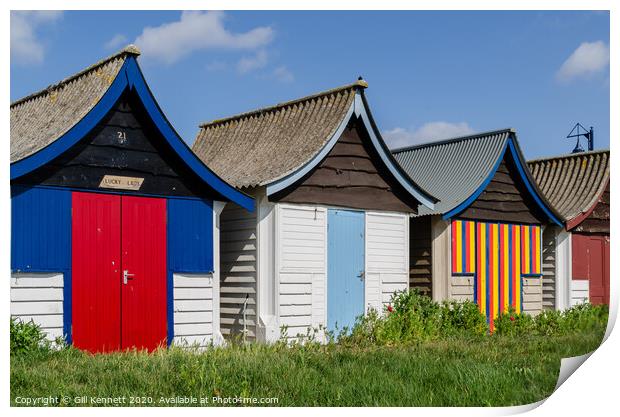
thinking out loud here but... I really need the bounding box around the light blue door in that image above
[327,209,365,333]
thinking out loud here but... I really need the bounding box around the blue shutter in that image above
[11,186,71,272]
[167,198,214,272]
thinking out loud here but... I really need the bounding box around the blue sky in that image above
[10,10,610,158]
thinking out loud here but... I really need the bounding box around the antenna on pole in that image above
[567,123,594,153]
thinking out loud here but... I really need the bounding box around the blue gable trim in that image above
[505,138,562,226]
[442,136,562,226]
[11,57,254,212]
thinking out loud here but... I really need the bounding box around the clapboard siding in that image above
[172,273,214,347]
[366,212,409,307]
[450,276,474,302]
[10,273,64,341]
[542,227,556,310]
[409,216,432,296]
[219,204,257,340]
[278,205,326,339]
[459,158,546,224]
[273,122,419,213]
[571,280,590,306]
[522,277,543,316]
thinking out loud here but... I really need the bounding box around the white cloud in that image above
[273,66,294,83]
[383,122,475,149]
[134,11,274,64]
[11,11,63,65]
[237,50,268,74]
[557,41,609,81]
[105,34,128,50]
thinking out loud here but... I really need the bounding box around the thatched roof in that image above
[10,45,141,163]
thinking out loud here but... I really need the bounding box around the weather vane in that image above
[567,123,594,153]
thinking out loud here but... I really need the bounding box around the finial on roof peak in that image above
[356,76,368,88]
[122,44,141,56]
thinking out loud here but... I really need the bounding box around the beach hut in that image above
[10,46,253,352]
[529,150,610,307]
[392,129,563,328]
[192,80,436,342]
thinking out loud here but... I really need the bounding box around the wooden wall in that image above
[272,121,419,213]
[219,204,257,341]
[366,212,410,307]
[277,204,327,341]
[542,227,557,310]
[172,273,216,347]
[15,93,214,199]
[458,155,546,224]
[409,216,433,296]
[573,182,610,234]
[11,273,64,341]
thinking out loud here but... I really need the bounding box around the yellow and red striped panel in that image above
[520,224,541,275]
[451,220,542,329]
[451,220,476,274]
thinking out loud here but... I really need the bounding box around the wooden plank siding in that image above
[522,277,543,316]
[172,273,215,347]
[458,157,546,224]
[366,212,409,308]
[219,204,257,341]
[574,182,610,234]
[272,121,419,213]
[409,216,433,296]
[277,205,326,340]
[10,273,64,341]
[542,227,557,310]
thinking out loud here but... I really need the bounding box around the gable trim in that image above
[11,57,254,212]
[443,136,562,226]
[265,91,436,210]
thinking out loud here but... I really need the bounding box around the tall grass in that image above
[10,291,608,407]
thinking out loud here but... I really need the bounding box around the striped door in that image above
[72,192,167,353]
[451,220,542,330]
[327,209,365,333]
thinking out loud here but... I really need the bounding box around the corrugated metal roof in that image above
[392,129,512,216]
[192,82,364,188]
[10,45,141,163]
[528,150,610,222]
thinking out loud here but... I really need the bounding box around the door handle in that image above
[123,270,135,285]
[357,271,365,281]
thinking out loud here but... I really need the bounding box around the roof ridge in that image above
[199,79,368,128]
[527,148,610,164]
[391,128,515,154]
[10,44,141,108]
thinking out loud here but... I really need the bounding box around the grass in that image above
[11,330,605,407]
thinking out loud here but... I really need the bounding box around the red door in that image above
[121,196,167,351]
[72,193,121,353]
[572,234,610,305]
[72,192,167,353]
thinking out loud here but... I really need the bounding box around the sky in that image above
[10,10,610,159]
